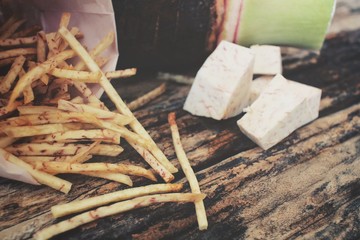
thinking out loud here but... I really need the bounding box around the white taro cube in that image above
[238,74,321,150]
[251,45,282,75]
[183,41,254,120]
[248,76,272,105]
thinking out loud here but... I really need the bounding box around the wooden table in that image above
[1,1,360,239]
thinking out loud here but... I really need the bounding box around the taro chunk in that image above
[183,41,254,120]
[251,45,282,75]
[238,74,321,150]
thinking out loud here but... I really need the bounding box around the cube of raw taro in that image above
[248,76,272,105]
[183,41,254,120]
[250,45,282,75]
[237,74,321,150]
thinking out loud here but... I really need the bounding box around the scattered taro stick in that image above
[6,49,76,111]
[46,32,59,58]
[58,27,83,52]
[70,96,84,104]
[37,31,46,63]
[68,32,114,109]
[0,100,22,117]
[0,55,26,94]
[74,31,115,71]
[130,142,174,182]
[69,32,115,108]
[0,111,102,128]
[0,15,18,35]
[34,193,205,240]
[87,95,109,110]
[0,18,26,39]
[5,142,124,157]
[27,60,48,86]
[0,48,36,60]
[0,35,37,47]
[0,148,72,194]
[157,72,195,85]
[17,105,59,115]
[86,100,107,110]
[127,83,166,111]
[168,112,208,230]
[52,12,71,52]
[82,172,133,186]
[51,183,183,218]
[59,26,178,175]
[26,154,134,186]
[47,94,72,106]
[11,25,42,38]
[95,56,109,68]
[30,129,121,144]
[49,68,102,83]
[105,68,137,79]
[0,136,17,148]
[96,120,151,149]
[43,78,68,100]
[19,155,93,163]
[57,99,133,125]
[2,123,71,138]
[19,68,35,104]
[63,141,99,163]
[33,162,157,181]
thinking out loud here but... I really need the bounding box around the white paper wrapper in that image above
[0,0,118,184]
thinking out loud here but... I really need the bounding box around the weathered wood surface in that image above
[1,5,360,240]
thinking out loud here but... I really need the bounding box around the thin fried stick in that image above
[82,172,133,186]
[7,50,76,110]
[2,123,69,137]
[31,130,121,144]
[17,106,59,115]
[34,193,205,240]
[0,148,72,194]
[32,162,157,181]
[36,31,46,63]
[168,112,208,230]
[49,68,102,83]
[128,83,166,111]
[0,16,18,35]
[59,27,178,176]
[0,111,101,128]
[65,141,99,163]
[11,25,42,38]
[57,100,133,125]
[19,68,35,104]
[0,100,21,117]
[0,35,37,47]
[0,19,26,39]
[0,48,36,59]
[105,68,137,79]
[0,55,26,94]
[97,120,151,149]
[74,31,115,71]
[5,143,124,157]
[19,155,92,163]
[51,183,183,218]
[130,143,174,182]
[70,96,84,104]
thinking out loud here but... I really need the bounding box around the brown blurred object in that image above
[112,0,218,71]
